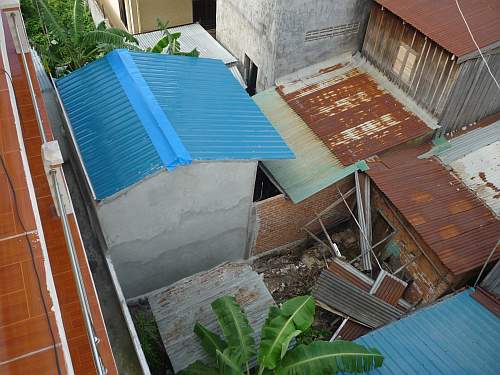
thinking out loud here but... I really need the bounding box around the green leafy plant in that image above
[133,311,164,374]
[147,19,200,57]
[31,0,140,76]
[180,295,383,375]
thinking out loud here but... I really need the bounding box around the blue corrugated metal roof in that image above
[56,50,292,199]
[349,289,500,375]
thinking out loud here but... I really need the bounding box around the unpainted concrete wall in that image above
[216,0,370,92]
[97,161,258,298]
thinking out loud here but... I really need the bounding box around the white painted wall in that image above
[97,161,258,298]
[217,0,371,91]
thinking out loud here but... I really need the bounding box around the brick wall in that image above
[371,183,455,304]
[252,176,354,255]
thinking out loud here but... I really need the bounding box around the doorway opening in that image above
[244,54,258,96]
[192,0,217,31]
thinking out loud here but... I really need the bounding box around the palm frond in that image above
[194,323,228,361]
[211,296,256,366]
[73,0,87,38]
[34,0,67,42]
[276,340,384,375]
[104,27,139,44]
[258,296,315,370]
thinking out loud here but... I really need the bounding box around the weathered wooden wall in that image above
[362,4,460,119]
[362,4,500,133]
[439,53,500,133]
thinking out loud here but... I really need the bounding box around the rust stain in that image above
[368,149,500,276]
[318,63,345,74]
[479,171,500,195]
[375,0,500,57]
[411,191,433,203]
[278,68,430,165]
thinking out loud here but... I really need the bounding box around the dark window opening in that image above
[244,54,258,96]
[192,0,216,30]
[118,0,128,28]
[253,165,281,202]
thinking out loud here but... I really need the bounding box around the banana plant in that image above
[179,295,383,375]
[147,19,200,57]
[33,0,140,76]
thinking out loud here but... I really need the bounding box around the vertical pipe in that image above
[51,170,107,375]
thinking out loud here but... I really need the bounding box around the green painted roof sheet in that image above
[253,89,367,203]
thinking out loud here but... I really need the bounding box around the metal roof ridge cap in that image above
[105,49,192,170]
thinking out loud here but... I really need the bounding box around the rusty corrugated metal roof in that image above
[375,0,500,58]
[371,272,407,306]
[368,149,500,275]
[278,60,431,165]
[337,321,371,341]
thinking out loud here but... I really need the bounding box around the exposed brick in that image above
[252,177,354,255]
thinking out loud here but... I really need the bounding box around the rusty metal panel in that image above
[337,321,371,341]
[327,258,373,292]
[375,0,500,58]
[371,272,407,306]
[278,64,430,165]
[368,153,500,275]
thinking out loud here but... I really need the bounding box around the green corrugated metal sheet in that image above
[253,89,367,203]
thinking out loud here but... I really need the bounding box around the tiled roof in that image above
[352,289,500,375]
[368,145,500,275]
[375,0,500,58]
[277,57,431,165]
[57,50,293,199]
[253,88,366,203]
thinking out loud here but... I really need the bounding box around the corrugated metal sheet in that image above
[56,55,165,199]
[371,271,407,306]
[135,23,237,65]
[278,59,430,165]
[436,122,500,218]
[375,0,500,58]
[131,52,294,161]
[337,321,371,341]
[327,258,373,292]
[57,50,293,198]
[351,289,500,375]
[481,260,500,299]
[472,287,500,317]
[368,153,500,275]
[437,121,500,164]
[253,88,365,203]
[313,269,403,328]
[147,262,274,373]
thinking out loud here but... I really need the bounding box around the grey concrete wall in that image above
[97,161,258,298]
[216,0,280,91]
[216,0,371,92]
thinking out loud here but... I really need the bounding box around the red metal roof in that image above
[368,147,500,275]
[278,65,430,165]
[375,0,500,58]
[372,272,407,306]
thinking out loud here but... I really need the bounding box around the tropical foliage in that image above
[29,0,139,76]
[180,295,384,375]
[146,19,199,57]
